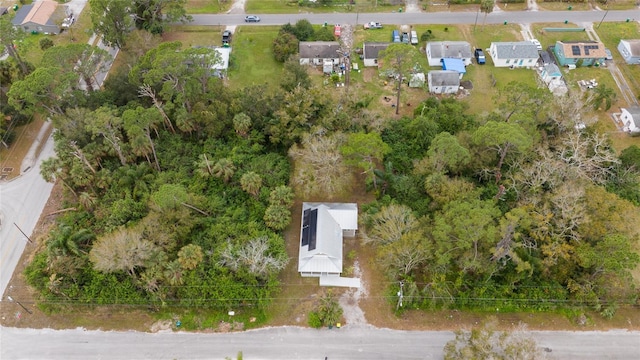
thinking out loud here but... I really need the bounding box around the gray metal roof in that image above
[429,70,460,86]
[626,106,640,123]
[363,42,390,60]
[427,41,472,59]
[620,39,640,56]
[298,203,358,275]
[299,41,341,59]
[10,4,32,26]
[492,41,540,59]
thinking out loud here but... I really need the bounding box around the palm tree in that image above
[591,84,617,111]
[194,153,215,177]
[163,260,184,286]
[177,244,204,270]
[240,171,262,198]
[264,204,292,230]
[47,226,95,257]
[233,112,252,137]
[480,0,495,27]
[212,158,236,183]
[269,185,294,207]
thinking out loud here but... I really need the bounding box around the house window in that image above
[529,59,533,63]
[373,59,377,64]
[506,59,510,64]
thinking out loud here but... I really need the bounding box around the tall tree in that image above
[0,16,30,75]
[340,132,391,189]
[379,44,421,114]
[177,244,204,271]
[132,0,192,34]
[212,158,236,183]
[219,236,288,279]
[122,106,162,170]
[41,43,112,92]
[85,106,128,165]
[480,0,495,26]
[89,227,156,276]
[591,84,617,111]
[89,0,134,49]
[240,171,263,198]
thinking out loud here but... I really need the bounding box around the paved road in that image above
[191,9,639,26]
[1,326,639,359]
[0,134,55,299]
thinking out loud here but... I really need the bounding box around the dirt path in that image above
[338,261,369,328]
[227,0,246,14]
[404,0,422,13]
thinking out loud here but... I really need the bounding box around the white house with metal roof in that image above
[298,202,358,280]
[427,70,460,94]
[620,107,640,136]
[299,41,341,66]
[362,42,390,67]
[426,41,472,67]
[489,41,540,68]
[617,39,640,65]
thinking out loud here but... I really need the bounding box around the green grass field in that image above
[227,26,283,90]
[595,21,640,97]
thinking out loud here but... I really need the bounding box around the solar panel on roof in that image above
[308,209,318,251]
[301,209,310,246]
[571,45,581,56]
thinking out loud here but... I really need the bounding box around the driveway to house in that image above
[1,326,639,360]
[190,9,639,26]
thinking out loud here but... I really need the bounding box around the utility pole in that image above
[474,8,480,32]
[597,8,609,29]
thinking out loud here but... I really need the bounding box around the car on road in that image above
[530,39,542,51]
[474,48,486,64]
[222,30,232,45]
[245,15,260,22]
[364,22,383,29]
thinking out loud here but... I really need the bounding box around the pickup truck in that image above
[363,22,383,29]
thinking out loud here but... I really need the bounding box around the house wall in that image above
[428,84,457,94]
[617,41,640,65]
[620,109,640,135]
[300,57,340,67]
[364,58,379,67]
[300,271,340,277]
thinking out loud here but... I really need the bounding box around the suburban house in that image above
[427,70,460,94]
[539,63,568,96]
[489,41,539,68]
[299,41,341,66]
[298,202,358,280]
[363,42,389,67]
[11,0,66,35]
[617,39,640,65]
[212,47,231,78]
[441,58,466,78]
[426,41,472,67]
[620,106,640,136]
[554,40,606,67]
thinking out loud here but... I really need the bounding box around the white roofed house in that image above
[617,39,640,65]
[489,41,540,68]
[426,41,472,67]
[298,203,359,287]
[299,41,341,66]
[620,107,640,136]
[427,70,460,94]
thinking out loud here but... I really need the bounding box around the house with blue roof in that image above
[441,58,466,78]
[489,41,539,68]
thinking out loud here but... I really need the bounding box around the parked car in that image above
[401,32,410,44]
[474,48,486,64]
[334,24,341,37]
[244,15,260,22]
[364,22,383,29]
[391,30,400,43]
[222,30,232,45]
[410,30,418,45]
[530,39,542,51]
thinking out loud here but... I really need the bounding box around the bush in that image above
[39,38,54,51]
[308,311,323,328]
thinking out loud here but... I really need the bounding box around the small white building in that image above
[298,203,358,278]
[539,63,568,96]
[299,41,341,66]
[363,42,390,67]
[409,72,425,88]
[426,41,472,67]
[489,41,539,68]
[427,70,460,94]
[620,107,640,136]
[617,39,640,65]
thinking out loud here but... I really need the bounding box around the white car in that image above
[531,39,542,51]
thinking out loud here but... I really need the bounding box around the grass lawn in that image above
[186,0,232,14]
[530,23,592,50]
[469,23,523,48]
[537,2,591,11]
[227,26,283,90]
[163,25,224,47]
[595,21,640,97]
[246,0,395,14]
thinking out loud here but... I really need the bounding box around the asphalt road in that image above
[1,325,639,360]
[190,9,639,26]
[0,133,55,298]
